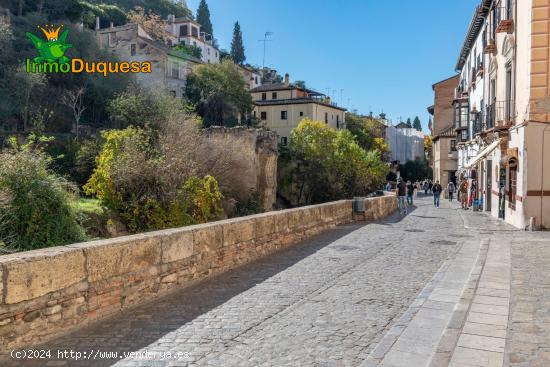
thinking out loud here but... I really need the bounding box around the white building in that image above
[454,2,488,195]
[384,121,425,164]
[166,16,220,64]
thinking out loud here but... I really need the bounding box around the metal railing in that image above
[484,100,514,130]
[473,111,483,135]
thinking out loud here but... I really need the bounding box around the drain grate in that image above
[430,240,457,246]
[332,245,359,252]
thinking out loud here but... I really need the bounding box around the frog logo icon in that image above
[26,25,72,65]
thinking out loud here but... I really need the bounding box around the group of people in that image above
[394,178,444,215]
[393,177,471,215]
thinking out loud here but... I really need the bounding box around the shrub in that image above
[0,136,85,250]
[84,126,223,233]
[280,119,389,205]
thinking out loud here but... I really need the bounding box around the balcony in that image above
[473,112,483,136]
[484,101,515,131]
[496,6,513,33]
[484,39,497,54]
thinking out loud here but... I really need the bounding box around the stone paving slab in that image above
[362,237,482,367]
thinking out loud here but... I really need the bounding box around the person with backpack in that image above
[432,180,442,208]
[447,181,456,202]
[396,177,407,215]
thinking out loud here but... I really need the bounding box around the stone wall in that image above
[0,196,397,351]
[204,127,278,211]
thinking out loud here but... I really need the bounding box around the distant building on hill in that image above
[96,23,201,99]
[381,117,425,164]
[165,16,220,64]
[251,74,346,146]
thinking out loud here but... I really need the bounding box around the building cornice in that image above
[455,0,493,71]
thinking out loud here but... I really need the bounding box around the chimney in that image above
[284,73,289,86]
[95,16,100,30]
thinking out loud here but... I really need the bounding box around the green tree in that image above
[399,159,433,182]
[184,59,252,127]
[230,21,245,65]
[345,113,390,160]
[406,118,412,128]
[196,0,213,37]
[413,116,422,131]
[280,119,388,205]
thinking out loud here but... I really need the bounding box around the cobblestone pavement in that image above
[5,195,467,367]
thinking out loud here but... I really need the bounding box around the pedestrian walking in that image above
[423,180,429,195]
[432,180,442,207]
[406,180,414,205]
[447,181,455,202]
[459,180,468,209]
[396,177,407,215]
[428,180,433,195]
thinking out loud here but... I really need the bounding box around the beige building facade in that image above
[251,77,346,144]
[429,75,460,189]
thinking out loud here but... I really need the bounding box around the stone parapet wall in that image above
[0,196,396,351]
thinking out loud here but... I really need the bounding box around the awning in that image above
[465,139,502,169]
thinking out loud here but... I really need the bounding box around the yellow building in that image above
[251,75,346,145]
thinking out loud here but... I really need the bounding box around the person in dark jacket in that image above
[396,177,407,215]
[406,180,414,205]
[432,180,442,208]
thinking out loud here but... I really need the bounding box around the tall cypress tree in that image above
[231,21,245,64]
[196,0,213,37]
[406,118,412,128]
[413,116,422,131]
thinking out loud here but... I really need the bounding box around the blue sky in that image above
[187,0,479,131]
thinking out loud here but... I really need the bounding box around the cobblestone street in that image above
[5,195,550,367]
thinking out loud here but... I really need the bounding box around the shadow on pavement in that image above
[5,222,368,367]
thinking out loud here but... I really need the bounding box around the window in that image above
[180,25,188,36]
[325,112,328,123]
[170,61,179,79]
[108,32,117,46]
[509,163,517,209]
[281,111,288,120]
[130,44,136,56]
[299,111,304,117]
[450,139,457,152]
[191,26,198,37]
[255,76,259,85]
[461,130,468,141]
[262,93,267,101]
[337,114,340,128]
[454,101,469,129]
[261,112,267,120]
[281,137,288,146]
[272,92,277,99]
[253,111,257,118]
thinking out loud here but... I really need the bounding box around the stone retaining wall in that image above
[0,196,396,351]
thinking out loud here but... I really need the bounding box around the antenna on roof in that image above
[258,32,273,69]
